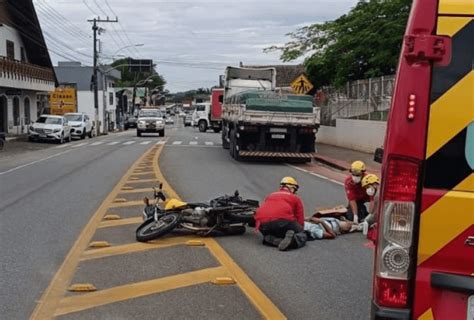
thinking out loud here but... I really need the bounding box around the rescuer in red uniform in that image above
[255,177,307,251]
[344,161,373,223]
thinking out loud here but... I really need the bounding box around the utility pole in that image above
[88,17,118,136]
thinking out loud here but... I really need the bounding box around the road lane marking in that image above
[189,141,198,145]
[140,141,152,145]
[107,200,144,208]
[156,140,166,145]
[123,178,160,184]
[123,141,135,145]
[55,144,70,149]
[90,141,104,146]
[0,149,76,176]
[205,141,214,146]
[107,141,120,145]
[29,145,157,320]
[98,216,143,229]
[166,144,221,148]
[54,267,228,317]
[286,164,344,186]
[80,236,194,261]
[204,239,286,320]
[172,141,182,145]
[72,142,88,148]
[128,171,154,176]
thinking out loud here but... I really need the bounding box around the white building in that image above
[0,0,56,135]
[54,62,121,133]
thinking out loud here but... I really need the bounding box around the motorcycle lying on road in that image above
[136,184,259,242]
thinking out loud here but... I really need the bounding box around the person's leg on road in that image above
[277,220,307,251]
[259,220,307,250]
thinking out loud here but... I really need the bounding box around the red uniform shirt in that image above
[344,174,371,202]
[255,189,305,228]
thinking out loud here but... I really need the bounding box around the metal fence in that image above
[318,75,395,126]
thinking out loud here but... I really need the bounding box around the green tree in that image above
[265,0,411,88]
[110,58,166,90]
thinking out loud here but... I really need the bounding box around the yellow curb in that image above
[186,240,205,246]
[89,241,110,248]
[68,284,97,293]
[211,277,236,285]
[103,215,121,221]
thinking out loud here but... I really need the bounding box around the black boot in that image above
[263,235,282,247]
[278,230,295,251]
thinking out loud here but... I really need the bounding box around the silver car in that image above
[136,109,165,137]
[28,115,72,144]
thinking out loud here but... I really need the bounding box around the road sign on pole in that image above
[291,74,314,95]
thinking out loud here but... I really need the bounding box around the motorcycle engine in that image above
[183,207,209,227]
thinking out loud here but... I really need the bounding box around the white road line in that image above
[90,141,104,146]
[0,149,76,176]
[286,164,344,186]
[156,140,166,145]
[123,141,136,145]
[205,141,214,146]
[172,141,182,145]
[72,142,88,148]
[107,141,120,145]
[166,145,221,148]
[189,141,198,145]
[140,141,152,145]
[55,144,70,149]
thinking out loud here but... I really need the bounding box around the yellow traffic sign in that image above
[291,74,314,94]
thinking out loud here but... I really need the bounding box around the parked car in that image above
[136,109,165,137]
[29,115,72,144]
[64,113,93,139]
[184,113,192,127]
[124,112,138,130]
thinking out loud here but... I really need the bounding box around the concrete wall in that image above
[316,119,386,153]
[0,92,38,135]
[77,89,116,132]
[0,24,28,62]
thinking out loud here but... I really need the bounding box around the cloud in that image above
[37,0,358,92]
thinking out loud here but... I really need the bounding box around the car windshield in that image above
[138,110,161,118]
[36,117,62,125]
[64,114,82,121]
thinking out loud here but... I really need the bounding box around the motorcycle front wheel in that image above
[136,213,181,242]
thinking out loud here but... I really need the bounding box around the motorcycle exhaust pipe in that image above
[180,223,210,232]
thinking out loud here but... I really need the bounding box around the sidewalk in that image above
[315,143,381,175]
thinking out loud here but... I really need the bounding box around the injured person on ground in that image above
[304,216,359,239]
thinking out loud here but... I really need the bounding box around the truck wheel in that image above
[198,120,207,132]
[230,129,241,160]
[222,127,230,149]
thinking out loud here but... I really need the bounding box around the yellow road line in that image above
[98,217,143,229]
[118,187,154,194]
[80,236,194,261]
[30,146,158,320]
[129,171,155,176]
[204,239,286,320]
[54,267,229,317]
[107,200,144,208]
[124,178,160,184]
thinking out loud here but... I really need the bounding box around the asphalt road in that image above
[0,119,373,319]
[160,126,374,319]
[0,131,159,319]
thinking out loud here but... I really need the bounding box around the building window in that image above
[109,92,114,106]
[13,97,20,126]
[6,40,15,60]
[24,97,30,124]
[20,47,26,62]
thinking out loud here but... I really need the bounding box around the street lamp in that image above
[113,44,144,56]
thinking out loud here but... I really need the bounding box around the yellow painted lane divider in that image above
[30,146,159,320]
[54,267,229,317]
[98,216,143,229]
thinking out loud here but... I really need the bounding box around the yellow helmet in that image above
[350,161,366,174]
[361,174,380,188]
[165,199,187,210]
[280,176,299,188]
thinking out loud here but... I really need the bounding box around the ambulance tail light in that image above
[374,157,420,309]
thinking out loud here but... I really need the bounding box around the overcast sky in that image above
[34,0,358,92]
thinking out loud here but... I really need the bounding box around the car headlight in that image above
[73,124,82,128]
[29,126,35,131]
[53,129,61,133]
[138,120,145,125]
[156,120,163,125]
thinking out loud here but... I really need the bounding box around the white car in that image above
[29,115,72,144]
[64,113,93,139]
[137,109,165,137]
[165,116,174,125]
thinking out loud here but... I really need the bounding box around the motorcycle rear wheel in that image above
[136,213,180,242]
